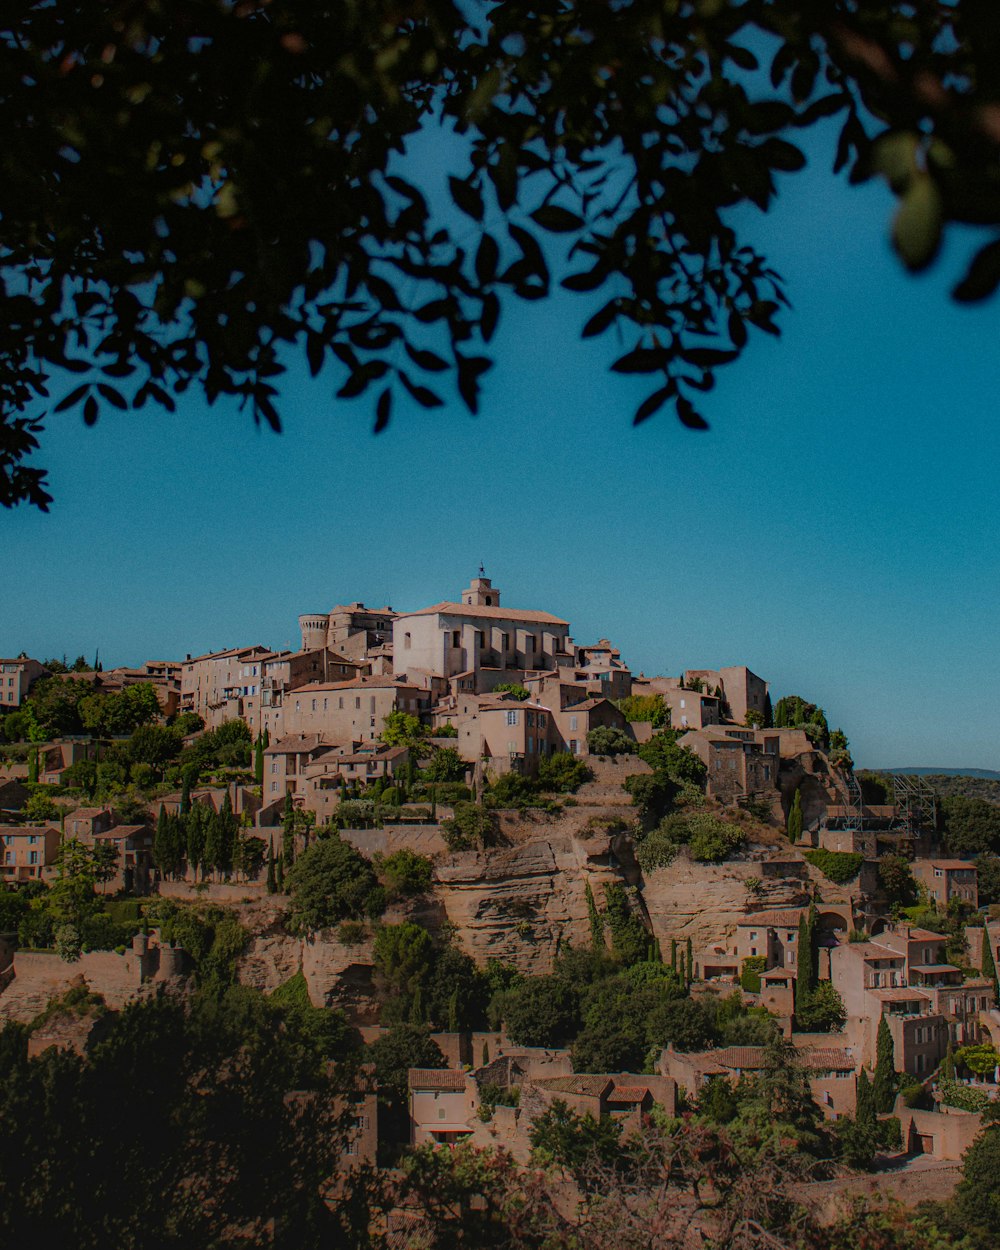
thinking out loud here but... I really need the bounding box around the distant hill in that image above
[880,767,1000,779]
[867,771,1000,805]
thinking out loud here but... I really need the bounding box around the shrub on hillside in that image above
[586,726,636,756]
[440,802,501,851]
[537,752,593,793]
[803,849,864,884]
[284,836,382,931]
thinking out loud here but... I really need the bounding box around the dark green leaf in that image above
[96,383,127,410]
[677,397,709,430]
[953,239,1000,303]
[633,386,673,425]
[399,372,444,408]
[53,384,90,414]
[475,235,499,285]
[404,344,449,372]
[374,387,392,433]
[530,205,584,233]
[611,347,669,374]
[449,176,484,222]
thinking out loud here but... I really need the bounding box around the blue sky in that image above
[4,120,999,771]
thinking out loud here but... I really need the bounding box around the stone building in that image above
[393,577,574,686]
[0,656,48,709]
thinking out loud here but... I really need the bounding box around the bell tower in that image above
[462,567,500,608]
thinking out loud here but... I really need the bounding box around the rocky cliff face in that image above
[433,832,619,974]
[641,854,811,956]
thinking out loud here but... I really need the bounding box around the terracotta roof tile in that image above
[398,601,568,625]
[407,1068,467,1090]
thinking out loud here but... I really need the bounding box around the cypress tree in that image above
[266,837,277,894]
[180,772,192,816]
[254,734,264,786]
[27,747,39,785]
[670,938,677,971]
[448,989,459,1033]
[430,784,437,822]
[942,1040,956,1081]
[678,951,686,983]
[154,804,170,877]
[282,792,295,868]
[686,936,694,984]
[982,926,999,999]
[262,726,270,749]
[856,1068,875,1128]
[275,852,285,893]
[787,789,803,843]
[795,909,816,1015]
[873,1015,897,1113]
[186,803,206,881]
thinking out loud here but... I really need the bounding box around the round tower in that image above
[299,613,330,651]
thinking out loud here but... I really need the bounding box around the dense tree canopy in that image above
[4,1,1000,508]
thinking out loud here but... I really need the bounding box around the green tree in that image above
[586,726,636,756]
[951,1124,1000,1247]
[266,837,277,894]
[878,854,919,908]
[794,980,847,1033]
[981,928,999,999]
[786,789,803,843]
[381,712,425,748]
[7,6,1000,513]
[254,734,264,786]
[795,907,816,1015]
[376,849,433,898]
[874,1014,898,1113]
[284,836,380,932]
[499,976,579,1048]
[423,747,465,784]
[440,802,500,851]
[616,695,668,728]
[373,922,435,1010]
[529,1100,624,1170]
[536,752,592,793]
[367,1023,446,1103]
[637,732,707,788]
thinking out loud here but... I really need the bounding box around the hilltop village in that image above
[2,575,1000,1241]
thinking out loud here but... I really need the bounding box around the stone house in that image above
[678,726,778,802]
[658,1044,856,1120]
[520,1072,677,1130]
[65,806,116,840]
[829,925,994,1074]
[456,699,559,776]
[0,824,61,881]
[736,908,806,976]
[408,1068,477,1146]
[682,666,768,726]
[243,648,365,742]
[911,859,978,910]
[180,645,275,726]
[0,656,48,709]
[551,698,630,757]
[278,676,429,742]
[94,825,155,894]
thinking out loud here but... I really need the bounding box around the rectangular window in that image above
[29,851,38,865]
[355,698,361,709]
[526,712,535,727]
[271,782,278,793]
[570,739,578,754]
[339,697,344,709]
[323,698,328,711]
[506,710,518,726]
[478,631,485,647]
[271,762,278,774]
[569,716,578,731]
[527,735,534,753]
[311,699,317,712]
[452,630,461,648]
[502,633,510,650]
